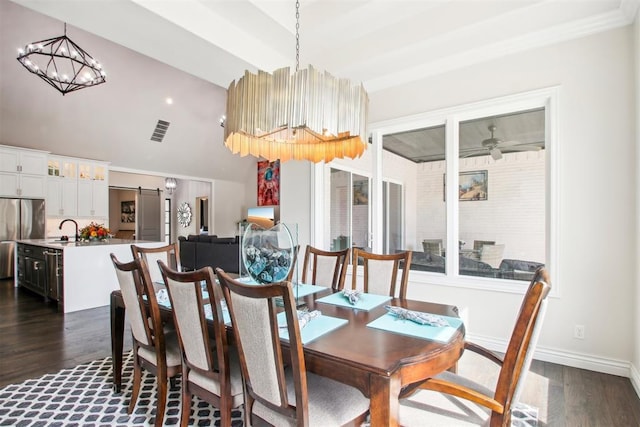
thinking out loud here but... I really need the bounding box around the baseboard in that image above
[468,333,631,378]
[630,363,640,398]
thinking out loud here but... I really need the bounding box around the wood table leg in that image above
[110,291,125,393]
[369,373,401,427]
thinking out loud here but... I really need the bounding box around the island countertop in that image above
[17,238,157,249]
[15,239,166,313]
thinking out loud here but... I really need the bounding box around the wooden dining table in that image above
[110,286,465,427]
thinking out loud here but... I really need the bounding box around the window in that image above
[382,180,403,254]
[327,168,370,254]
[164,198,171,244]
[319,88,557,289]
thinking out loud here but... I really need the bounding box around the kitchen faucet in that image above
[59,219,79,242]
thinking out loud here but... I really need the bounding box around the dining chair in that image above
[131,243,181,284]
[473,240,495,251]
[351,248,412,299]
[301,245,349,290]
[399,267,551,427]
[422,239,443,256]
[157,262,243,427]
[109,253,182,427]
[216,268,370,426]
[480,243,505,269]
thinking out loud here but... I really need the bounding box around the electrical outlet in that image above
[574,325,585,339]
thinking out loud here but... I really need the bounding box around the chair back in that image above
[479,243,505,268]
[131,243,181,284]
[352,248,412,299]
[301,245,349,290]
[422,239,443,256]
[110,253,162,352]
[158,262,239,413]
[216,268,308,425]
[495,267,551,414]
[473,240,495,251]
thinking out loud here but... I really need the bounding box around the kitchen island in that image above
[15,239,165,313]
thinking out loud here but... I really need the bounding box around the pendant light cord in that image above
[295,0,300,72]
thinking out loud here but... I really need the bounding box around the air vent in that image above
[150,119,170,142]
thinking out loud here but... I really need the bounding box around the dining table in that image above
[110,283,466,427]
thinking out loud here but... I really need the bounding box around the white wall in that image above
[212,180,246,237]
[367,26,636,373]
[634,7,640,391]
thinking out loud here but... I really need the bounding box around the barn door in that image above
[136,188,162,241]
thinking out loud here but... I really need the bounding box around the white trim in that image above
[630,363,640,399]
[469,333,632,378]
[108,164,215,185]
[364,8,634,92]
[369,86,561,297]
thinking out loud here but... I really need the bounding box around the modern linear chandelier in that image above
[224,1,368,163]
[16,23,106,95]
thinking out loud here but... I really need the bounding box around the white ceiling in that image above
[10,0,639,94]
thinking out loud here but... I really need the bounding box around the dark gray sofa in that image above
[178,235,240,273]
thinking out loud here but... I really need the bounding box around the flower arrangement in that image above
[79,222,110,241]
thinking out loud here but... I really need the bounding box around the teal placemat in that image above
[235,277,328,298]
[277,311,348,344]
[315,291,391,311]
[367,312,463,343]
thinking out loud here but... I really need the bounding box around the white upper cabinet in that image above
[0,146,47,197]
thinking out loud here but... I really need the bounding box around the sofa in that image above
[178,235,240,274]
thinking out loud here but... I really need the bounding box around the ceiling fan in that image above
[464,124,543,160]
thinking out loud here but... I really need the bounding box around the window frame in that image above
[337,87,560,295]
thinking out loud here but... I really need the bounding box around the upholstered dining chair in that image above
[399,267,551,427]
[131,243,181,285]
[301,245,349,290]
[109,253,182,427]
[216,268,370,427]
[157,262,243,427]
[351,248,412,299]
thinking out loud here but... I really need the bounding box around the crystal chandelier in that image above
[224,1,368,163]
[165,177,177,194]
[16,24,106,95]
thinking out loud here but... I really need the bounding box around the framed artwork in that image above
[353,180,369,205]
[444,170,488,201]
[257,160,280,206]
[120,200,135,223]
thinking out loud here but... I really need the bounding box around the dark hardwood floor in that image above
[2,277,640,426]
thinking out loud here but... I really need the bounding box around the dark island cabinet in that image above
[16,243,63,306]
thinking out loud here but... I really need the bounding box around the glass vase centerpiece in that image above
[241,222,295,284]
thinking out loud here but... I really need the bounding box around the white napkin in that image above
[384,305,450,327]
[156,289,169,306]
[342,289,362,305]
[280,310,322,329]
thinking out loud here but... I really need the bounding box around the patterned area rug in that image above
[0,352,243,426]
[0,353,537,426]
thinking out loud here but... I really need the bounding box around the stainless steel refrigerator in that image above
[0,198,45,279]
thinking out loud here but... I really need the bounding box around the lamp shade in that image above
[224,65,368,163]
[165,177,177,194]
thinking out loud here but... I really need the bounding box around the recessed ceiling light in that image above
[165,97,173,105]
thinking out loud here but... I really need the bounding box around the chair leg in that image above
[128,356,142,414]
[219,395,231,427]
[154,371,168,427]
[180,386,191,427]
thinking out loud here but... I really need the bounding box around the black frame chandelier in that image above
[17,24,106,95]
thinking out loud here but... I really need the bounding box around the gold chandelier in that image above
[224,1,368,163]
